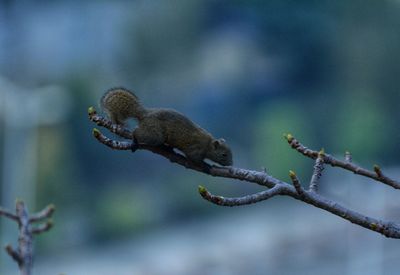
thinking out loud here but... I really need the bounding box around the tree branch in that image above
[198,185,284,206]
[309,151,325,193]
[289,170,305,196]
[88,107,400,239]
[0,207,18,222]
[88,107,132,139]
[29,204,55,223]
[91,127,212,174]
[0,201,55,275]
[5,244,22,266]
[31,220,54,235]
[284,134,400,189]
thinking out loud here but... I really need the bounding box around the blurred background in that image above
[1,0,400,274]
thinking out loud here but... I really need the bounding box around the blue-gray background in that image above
[1,1,400,274]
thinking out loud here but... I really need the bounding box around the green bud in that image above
[88,106,96,115]
[92,128,101,137]
[198,185,207,195]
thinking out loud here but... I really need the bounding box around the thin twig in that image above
[29,204,55,223]
[88,107,132,139]
[284,134,400,189]
[309,151,324,193]
[289,170,304,196]
[5,245,22,266]
[198,185,284,206]
[374,165,383,178]
[92,128,133,150]
[0,207,18,221]
[31,220,53,235]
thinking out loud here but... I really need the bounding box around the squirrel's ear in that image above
[213,139,226,148]
[212,140,221,149]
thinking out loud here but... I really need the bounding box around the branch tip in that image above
[92,128,101,137]
[198,185,208,196]
[15,198,24,205]
[32,220,54,235]
[289,170,304,195]
[5,244,22,265]
[48,203,56,212]
[44,204,56,217]
[88,106,97,115]
[284,133,294,142]
[373,165,383,177]
[345,151,352,162]
[0,207,18,221]
[30,203,56,223]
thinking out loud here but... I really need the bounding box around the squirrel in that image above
[100,87,233,166]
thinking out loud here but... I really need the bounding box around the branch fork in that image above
[0,201,55,275]
[88,107,400,239]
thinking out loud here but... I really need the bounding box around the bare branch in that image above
[15,200,33,275]
[198,185,284,206]
[5,245,22,266]
[92,128,133,150]
[285,134,400,190]
[0,207,18,221]
[374,164,383,178]
[89,108,400,239]
[29,204,55,223]
[289,170,304,195]
[88,107,132,139]
[31,220,53,235]
[1,201,55,275]
[286,186,400,238]
[309,151,325,193]
[91,128,214,174]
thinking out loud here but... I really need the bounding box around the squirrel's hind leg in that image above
[133,126,164,146]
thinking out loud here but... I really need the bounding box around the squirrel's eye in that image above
[222,153,227,157]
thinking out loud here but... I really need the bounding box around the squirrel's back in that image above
[146,108,212,150]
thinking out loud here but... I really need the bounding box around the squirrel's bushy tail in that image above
[101,87,147,124]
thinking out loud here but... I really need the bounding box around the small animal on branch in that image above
[89,92,400,239]
[100,87,233,166]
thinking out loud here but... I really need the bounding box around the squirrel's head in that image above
[208,138,233,166]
